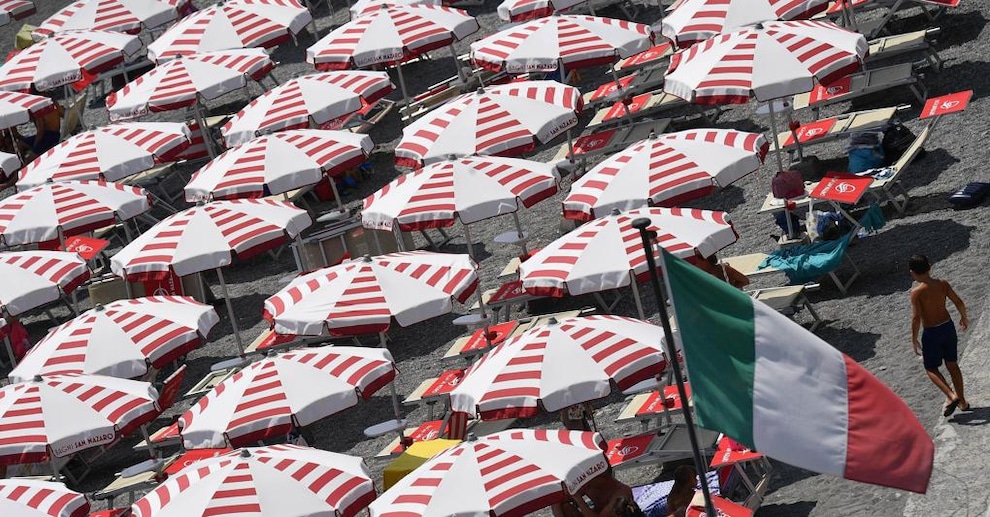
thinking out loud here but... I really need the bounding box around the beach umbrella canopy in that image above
[106,49,275,122]
[0,251,90,317]
[32,0,177,41]
[0,373,159,466]
[306,4,479,70]
[519,207,737,297]
[0,478,90,517]
[9,296,220,382]
[395,80,582,168]
[470,15,654,74]
[663,19,867,104]
[361,155,560,231]
[0,29,142,92]
[0,0,35,27]
[349,0,440,18]
[660,0,831,48]
[111,199,311,279]
[563,128,769,221]
[147,0,312,63]
[496,0,588,22]
[220,71,394,147]
[0,180,151,246]
[0,90,56,130]
[186,130,373,202]
[131,445,376,517]
[369,429,610,516]
[0,153,19,176]
[264,251,479,336]
[450,315,666,418]
[177,347,397,448]
[16,123,192,189]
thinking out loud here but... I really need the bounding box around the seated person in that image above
[560,402,594,432]
[15,90,63,158]
[552,469,644,517]
[692,250,749,289]
[665,465,698,517]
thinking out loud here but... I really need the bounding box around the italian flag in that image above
[661,250,934,494]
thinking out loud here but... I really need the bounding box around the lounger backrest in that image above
[60,91,88,140]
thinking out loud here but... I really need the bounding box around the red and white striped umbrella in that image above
[9,296,220,382]
[470,15,654,74]
[0,251,90,317]
[106,49,276,122]
[111,199,311,278]
[349,0,441,18]
[0,29,142,92]
[132,445,375,517]
[362,155,560,231]
[563,129,769,221]
[451,315,665,418]
[369,429,609,516]
[0,90,56,130]
[0,479,89,517]
[185,129,373,201]
[264,251,479,336]
[147,0,312,63]
[0,0,35,27]
[220,71,394,147]
[306,4,479,70]
[661,0,831,48]
[16,123,192,189]
[0,373,159,466]
[663,20,867,104]
[33,0,177,40]
[177,347,396,448]
[519,207,737,297]
[496,0,588,22]
[395,80,582,168]
[0,180,152,246]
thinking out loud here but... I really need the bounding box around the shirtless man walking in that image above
[909,254,970,417]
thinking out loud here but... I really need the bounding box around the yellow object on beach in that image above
[383,438,462,489]
[15,24,36,50]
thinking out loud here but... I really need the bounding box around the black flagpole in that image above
[631,217,717,517]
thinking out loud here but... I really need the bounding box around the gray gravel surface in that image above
[2,0,989,515]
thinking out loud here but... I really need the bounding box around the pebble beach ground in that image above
[3,0,990,515]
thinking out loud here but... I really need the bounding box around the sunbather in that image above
[909,254,971,417]
[693,251,750,289]
[665,465,697,517]
[552,469,644,516]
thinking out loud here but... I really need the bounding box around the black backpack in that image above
[881,121,926,166]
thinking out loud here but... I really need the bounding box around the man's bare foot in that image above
[943,398,960,417]
[958,399,971,412]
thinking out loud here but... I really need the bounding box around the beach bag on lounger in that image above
[882,121,926,166]
[771,169,804,199]
[948,182,990,208]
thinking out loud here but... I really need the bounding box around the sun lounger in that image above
[633,471,721,517]
[613,43,673,74]
[709,436,775,511]
[444,308,588,361]
[862,120,933,214]
[616,384,692,433]
[585,90,713,130]
[866,28,942,70]
[851,0,956,39]
[402,368,465,419]
[582,67,667,108]
[792,62,927,117]
[722,235,860,295]
[552,118,672,173]
[773,105,907,159]
[401,68,508,124]
[374,417,517,458]
[605,424,721,470]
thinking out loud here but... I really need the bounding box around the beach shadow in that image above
[903,10,987,51]
[851,219,973,296]
[899,148,960,191]
[309,395,401,452]
[442,241,493,262]
[757,500,818,516]
[902,191,957,215]
[934,60,990,102]
[816,325,881,362]
[950,406,990,426]
[688,185,747,213]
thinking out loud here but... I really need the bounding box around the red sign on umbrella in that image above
[810,172,873,204]
[920,90,972,120]
[60,235,109,260]
[783,118,837,146]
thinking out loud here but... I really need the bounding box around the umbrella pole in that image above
[785,110,804,162]
[193,101,218,160]
[120,215,134,243]
[3,334,15,368]
[215,267,245,354]
[462,222,477,262]
[395,64,412,114]
[629,270,645,320]
[378,332,403,419]
[328,175,345,212]
[6,128,22,163]
[631,218,718,517]
[565,128,576,166]
[372,227,384,254]
[558,58,568,85]
[50,455,61,481]
[510,211,528,255]
[463,223,493,346]
[450,44,467,84]
[609,65,633,123]
[767,100,785,172]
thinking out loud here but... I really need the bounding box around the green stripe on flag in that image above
[662,250,757,446]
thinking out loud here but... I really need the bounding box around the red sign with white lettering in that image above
[810,172,873,204]
[782,118,837,146]
[490,280,528,304]
[686,496,753,517]
[60,235,109,260]
[165,448,232,475]
[389,420,444,454]
[461,320,518,354]
[605,432,655,466]
[422,369,465,399]
[826,0,870,14]
[623,43,672,68]
[573,129,617,155]
[809,76,853,104]
[603,93,652,122]
[920,90,972,119]
[589,75,635,102]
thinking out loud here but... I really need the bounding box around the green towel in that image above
[858,203,886,233]
[759,234,853,284]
